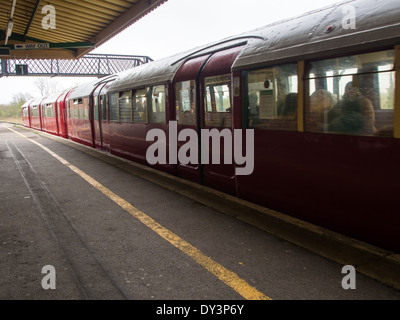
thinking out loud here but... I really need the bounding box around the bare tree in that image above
[35,78,60,96]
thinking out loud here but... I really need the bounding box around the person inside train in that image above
[279,92,297,117]
[307,89,337,132]
[328,82,376,135]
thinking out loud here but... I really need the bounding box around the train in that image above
[21,0,400,253]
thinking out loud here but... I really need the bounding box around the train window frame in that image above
[109,92,119,122]
[100,95,107,121]
[304,49,395,137]
[94,95,99,121]
[147,85,167,124]
[119,90,132,123]
[204,74,232,128]
[175,80,196,126]
[133,88,147,123]
[245,63,298,131]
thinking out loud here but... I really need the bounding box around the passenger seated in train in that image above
[328,82,376,135]
[307,89,337,132]
[279,93,297,117]
[248,93,259,116]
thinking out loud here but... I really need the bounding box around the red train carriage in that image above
[29,96,46,131]
[21,99,33,128]
[55,89,72,139]
[41,91,64,136]
[103,55,185,174]
[20,0,400,253]
[66,80,102,147]
[229,0,400,252]
[91,75,118,151]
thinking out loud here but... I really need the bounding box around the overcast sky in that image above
[0,0,343,104]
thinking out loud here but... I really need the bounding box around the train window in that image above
[119,91,132,122]
[176,80,196,126]
[101,95,107,121]
[83,98,89,120]
[246,63,298,131]
[133,89,147,123]
[204,75,232,128]
[94,96,99,121]
[148,85,166,124]
[31,106,38,118]
[305,49,395,137]
[109,92,119,121]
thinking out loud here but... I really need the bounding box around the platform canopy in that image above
[0,0,167,59]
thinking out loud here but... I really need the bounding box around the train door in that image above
[199,46,243,194]
[174,54,211,184]
[57,91,69,138]
[99,82,112,152]
[173,46,243,194]
[92,83,106,149]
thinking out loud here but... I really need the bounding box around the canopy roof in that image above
[0,0,167,59]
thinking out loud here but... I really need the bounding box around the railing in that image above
[0,53,153,77]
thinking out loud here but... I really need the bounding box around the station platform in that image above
[1,122,400,301]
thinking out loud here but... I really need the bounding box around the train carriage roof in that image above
[41,91,64,105]
[30,96,45,106]
[106,38,250,93]
[105,0,400,94]
[67,79,103,100]
[106,51,188,92]
[232,0,400,70]
[21,98,34,109]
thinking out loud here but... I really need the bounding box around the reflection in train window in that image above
[133,89,147,123]
[305,49,395,137]
[109,92,119,121]
[247,63,298,131]
[176,80,196,126]
[148,85,166,124]
[101,95,107,121]
[119,91,132,123]
[204,75,232,128]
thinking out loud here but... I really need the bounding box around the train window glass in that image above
[101,95,107,121]
[109,92,119,121]
[83,99,89,120]
[119,91,132,122]
[305,49,395,137]
[32,106,39,118]
[94,96,99,121]
[204,75,232,128]
[176,80,196,126]
[148,85,166,124]
[133,89,147,123]
[247,63,298,130]
[46,104,51,117]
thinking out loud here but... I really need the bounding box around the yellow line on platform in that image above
[8,127,271,300]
